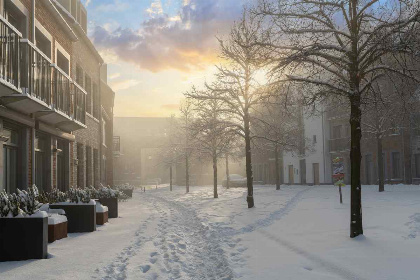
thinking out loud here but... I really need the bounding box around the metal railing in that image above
[52,65,71,115]
[20,40,52,105]
[73,82,86,125]
[0,15,21,89]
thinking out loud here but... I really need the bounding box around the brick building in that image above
[0,0,115,194]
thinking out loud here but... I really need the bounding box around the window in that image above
[35,133,49,192]
[93,83,99,118]
[77,144,84,188]
[4,1,27,36]
[76,66,83,86]
[313,135,317,144]
[85,75,92,114]
[415,154,420,178]
[86,146,92,186]
[3,128,19,193]
[93,149,99,187]
[57,140,68,191]
[101,155,107,184]
[35,29,51,59]
[392,152,401,179]
[57,51,69,75]
[332,125,342,139]
[102,119,107,146]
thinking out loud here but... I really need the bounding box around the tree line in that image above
[160,0,420,238]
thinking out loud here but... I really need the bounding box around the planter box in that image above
[48,221,68,243]
[99,198,118,218]
[96,211,108,225]
[50,204,96,233]
[120,188,133,198]
[0,217,48,261]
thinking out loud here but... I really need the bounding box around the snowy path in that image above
[98,193,234,279]
[1,184,420,279]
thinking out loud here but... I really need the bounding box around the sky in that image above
[82,0,253,117]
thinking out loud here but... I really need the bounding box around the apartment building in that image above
[0,0,115,194]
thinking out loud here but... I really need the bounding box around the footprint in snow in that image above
[150,252,158,257]
[140,265,151,273]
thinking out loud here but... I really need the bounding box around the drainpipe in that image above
[98,62,103,186]
[32,0,35,43]
[31,0,36,187]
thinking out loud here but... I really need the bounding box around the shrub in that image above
[17,185,41,215]
[68,187,91,204]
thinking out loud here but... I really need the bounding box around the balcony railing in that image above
[73,82,86,125]
[52,65,71,116]
[0,15,21,89]
[20,39,52,105]
[329,137,350,153]
[113,136,121,152]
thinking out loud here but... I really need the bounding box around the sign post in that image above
[333,157,345,204]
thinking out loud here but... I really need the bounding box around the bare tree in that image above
[158,115,182,191]
[187,87,237,198]
[259,0,420,237]
[362,76,417,192]
[180,99,195,193]
[205,8,272,208]
[253,93,305,190]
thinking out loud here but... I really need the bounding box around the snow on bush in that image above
[39,188,67,204]
[68,187,91,204]
[17,185,41,215]
[97,186,120,199]
[114,183,134,190]
[0,185,43,217]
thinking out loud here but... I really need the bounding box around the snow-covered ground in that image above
[1,184,420,279]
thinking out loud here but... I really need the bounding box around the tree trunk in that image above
[170,165,173,192]
[377,135,384,192]
[213,153,218,198]
[349,94,363,238]
[339,185,343,204]
[225,154,230,189]
[244,113,254,208]
[185,153,189,193]
[275,144,280,190]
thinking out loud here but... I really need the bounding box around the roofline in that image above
[51,0,104,64]
[42,0,78,42]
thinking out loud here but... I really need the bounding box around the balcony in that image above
[36,65,73,129]
[0,15,21,96]
[113,136,122,157]
[329,137,350,153]
[56,81,86,132]
[1,40,52,114]
[0,16,87,132]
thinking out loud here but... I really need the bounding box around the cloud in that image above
[146,0,163,16]
[90,0,252,73]
[109,73,121,79]
[109,79,141,91]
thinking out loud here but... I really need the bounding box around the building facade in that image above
[0,0,114,194]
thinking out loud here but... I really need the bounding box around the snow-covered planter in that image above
[0,212,48,261]
[0,186,48,261]
[96,202,108,225]
[99,197,118,218]
[50,199,96,233]
[41,205,68,243]
[48,212,68,243]
[115,184,134,198]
